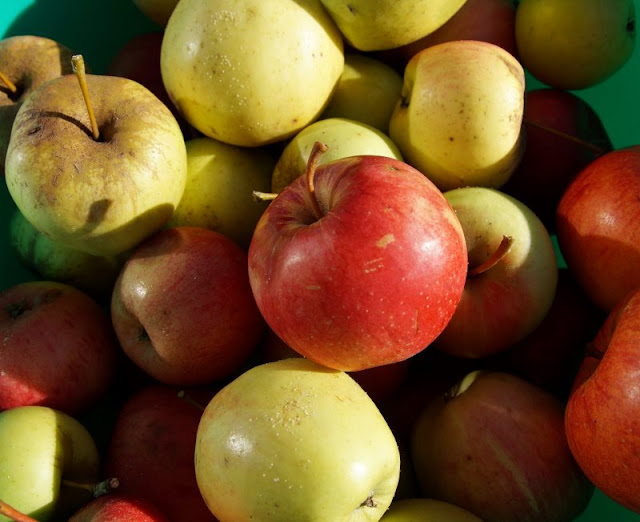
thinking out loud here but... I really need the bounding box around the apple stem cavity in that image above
[0,499,38,522]
[523,118,607,156]
[468,235,513,277]
[0,71,18,94]
[306,141,329,221]
[62,477,120,498]
[71,54,100,141]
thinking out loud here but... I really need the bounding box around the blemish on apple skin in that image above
[376,234,394,248]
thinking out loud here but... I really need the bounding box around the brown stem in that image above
[306,141,328,221]
[71,55,100,141]
[523,118,606,156]
[0,71,17,94]
[252,190,278,202]
[0,499,38,522]
[62,477,120,498]
[177,389,206,412]
[468,235,513,277]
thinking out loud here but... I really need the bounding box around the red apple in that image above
[248,145,468,371]
[0,280,119,416]
[377,0,518,73]
[411,370,594,522]
[102,384,217,522]
[565,287,640,513]
[556,145,640,311]
[68,493,170,522]
[111,226,266,386]
[502,88,613,231]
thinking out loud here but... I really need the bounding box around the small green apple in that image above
[515,0,636,89]
[167,137,275,249]
[0,405,101,521]
[195,358,401,521]
[319,0,468,51]
[161,0,344,147]
[380,498,482,521]
[389,40,525,191]
[320,53,403,132]
[271,117,403,193]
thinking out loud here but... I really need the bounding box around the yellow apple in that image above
[167,137,275,249]
[389,40,525,191]
[271,117,403,193]
[160,0,344,147]
[319,0,468,51]
[381,498,482,521]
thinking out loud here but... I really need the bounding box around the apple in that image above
[270,117,403,193]
[515,0,636,89]
[160,0,344,147]
[319,52,403,132]
[102,384,216,522]
[411,370,594,522]
[380,498,482,521]
[388,40,526,191]
[433,187,558,358]
[248,145,468,371]
[0,405,101,521]
[501,88,613,232]
[0,35,75,177]
[131,0,179,26]
[194,357,401,521]
[377,0,518,73]
[105,31,193,138]
[9,207,127,302]
[565,287,640,513]
[167,136,276,249]
[111,226,266,385]
[555,145,640,312]
[5,56,187,257]
[68,493,170,522]
[0,280,119,416]
[318,0,467,51]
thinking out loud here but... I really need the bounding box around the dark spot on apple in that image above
[449,137,454,142]
[224,456,229,467]
[5,299,29,319]
[400,95,409,108]
[347,4,356,15]
[87,199,112,224]
[27,125,42,136]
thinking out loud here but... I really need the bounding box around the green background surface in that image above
[1,1,639,520]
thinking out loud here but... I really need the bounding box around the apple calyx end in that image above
[468,235,513,277]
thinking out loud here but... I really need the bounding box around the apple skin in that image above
[68,493,170,522]
[565,287,640,513]
[0,280,119,416]
[380,498,482,521]
[0,405,101,521]
[131,0,180,26]
[434,187,558,358]
[0,35,75,177]
[515,0,636,89]
[556,145,640,312]
[102,385,217,522]
[501,88,613,232]
[411,370,594,522]
[194,357,401,521]
[248,154,468,371]
[5,73,187,257]
[111,226,266,385]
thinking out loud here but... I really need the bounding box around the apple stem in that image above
[0,71,18,94]
[62,477,120,498]
[71,54,100,141]
[523,118,606,156]
[0,499,38,522]
[252,190,279,202]
[468,235,513,277]
[177,389,206,411]
[306,141,329,220]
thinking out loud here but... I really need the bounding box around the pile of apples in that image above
[0,0,639,520]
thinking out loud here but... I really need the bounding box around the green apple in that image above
[389,40,525,191]
[271,117,403,193]
[380,498,482,521]
[161,0,344,147]
[167,137,275,249]
[319,0,468,51]
[515,0,636,89]
[0,405,101,521]
[5,65,187,257]
[9,208,126,300]
[320,53,403,132]
[195,357,401,521]
[132,0,180,26]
